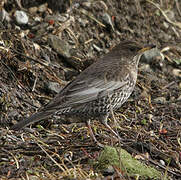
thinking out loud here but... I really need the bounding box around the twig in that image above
[37,142,66,172]
[79,9,106,28]
[175,0,181,17]
[32,73,38,92]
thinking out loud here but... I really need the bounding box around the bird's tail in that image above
[11,111,53,131]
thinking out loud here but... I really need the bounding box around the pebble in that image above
[177,94,181,101]
[102,13,114,31]
[93,44,103,52]
[48,35,71,58]
[81,1,92,8]
[29,7,38,14]
[46,81,62,94]
[165,10,175,21]
[45,14,68,23]
[159,159,165,166]
[48,35,83,70]
[172,69,181,78]
[0,8,10,22]
[14,10,29,25]
[141,48,164,63]
[179,83,181,90]
[153,97,166,104]
[102,165,114,176]
[38,3,48,13]
[78,18,89,28]
[34,17,42,22]
[163,21,169,29]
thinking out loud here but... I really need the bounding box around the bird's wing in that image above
[44,68,129,111]
[65,78,127,105]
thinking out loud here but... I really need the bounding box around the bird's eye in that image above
[129,46,137,52]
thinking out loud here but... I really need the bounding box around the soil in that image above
[0,0,181,179]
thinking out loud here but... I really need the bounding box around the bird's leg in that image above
[86,119,104,148]
[100,114,123,142]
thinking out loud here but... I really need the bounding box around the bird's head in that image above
[119,40,156,54]
[120,41,156,67]
[112,41,156,57]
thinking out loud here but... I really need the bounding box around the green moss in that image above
[96,146,163,179]
[141,119,147,125]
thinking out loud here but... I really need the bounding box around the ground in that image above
[0,0,181,179]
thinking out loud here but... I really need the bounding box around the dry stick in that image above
[30,133,66,172]
[65,28,79,46]
[32,73,38,92]
[175,0,181,17]
[37,125,66,140]
[79,9,106,28]
[37,143,66,172]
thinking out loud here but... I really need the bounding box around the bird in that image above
[11,40,156,145]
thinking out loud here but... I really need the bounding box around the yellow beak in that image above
[139,45,156,53]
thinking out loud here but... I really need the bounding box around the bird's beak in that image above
[139,44,156,53]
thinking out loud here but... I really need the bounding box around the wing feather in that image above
[44,71,129,110]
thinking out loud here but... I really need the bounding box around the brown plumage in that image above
[11,41,156,141]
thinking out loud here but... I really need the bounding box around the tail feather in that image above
[11,111,53,131]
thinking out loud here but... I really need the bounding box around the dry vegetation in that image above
[0,0,181,179]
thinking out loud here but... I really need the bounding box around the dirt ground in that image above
[0,0,181,179]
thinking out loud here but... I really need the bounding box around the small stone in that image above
[162,33,172,41]
[99,33,104,38]
[0,8,10,22]
[26,176,40,180]
[55,14,68,22]
[179,83,181,89]
[163,21,169,29]
[172,69,181,77]
[14,10,29,25]
[92,44,103,52]
[48,35,83,70]
[102,13,114,31]
[102,165,114,176]
[147,114,153,121]
[78,18,89,28]
[64,67,79,81]
[160,159,165,166]
[45,14,68,23]
[48,35,71,58]
[172,58,181,65]
[29,7,38,14]
[38,3,48,13]
[141,48,163,63]
[153,97,166,104]
[165,10,175,21]
[46,81,62,94]
[139,64,152,72]
[177,95,181,101]
[81,1,92,8]
[34,17,42,22]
